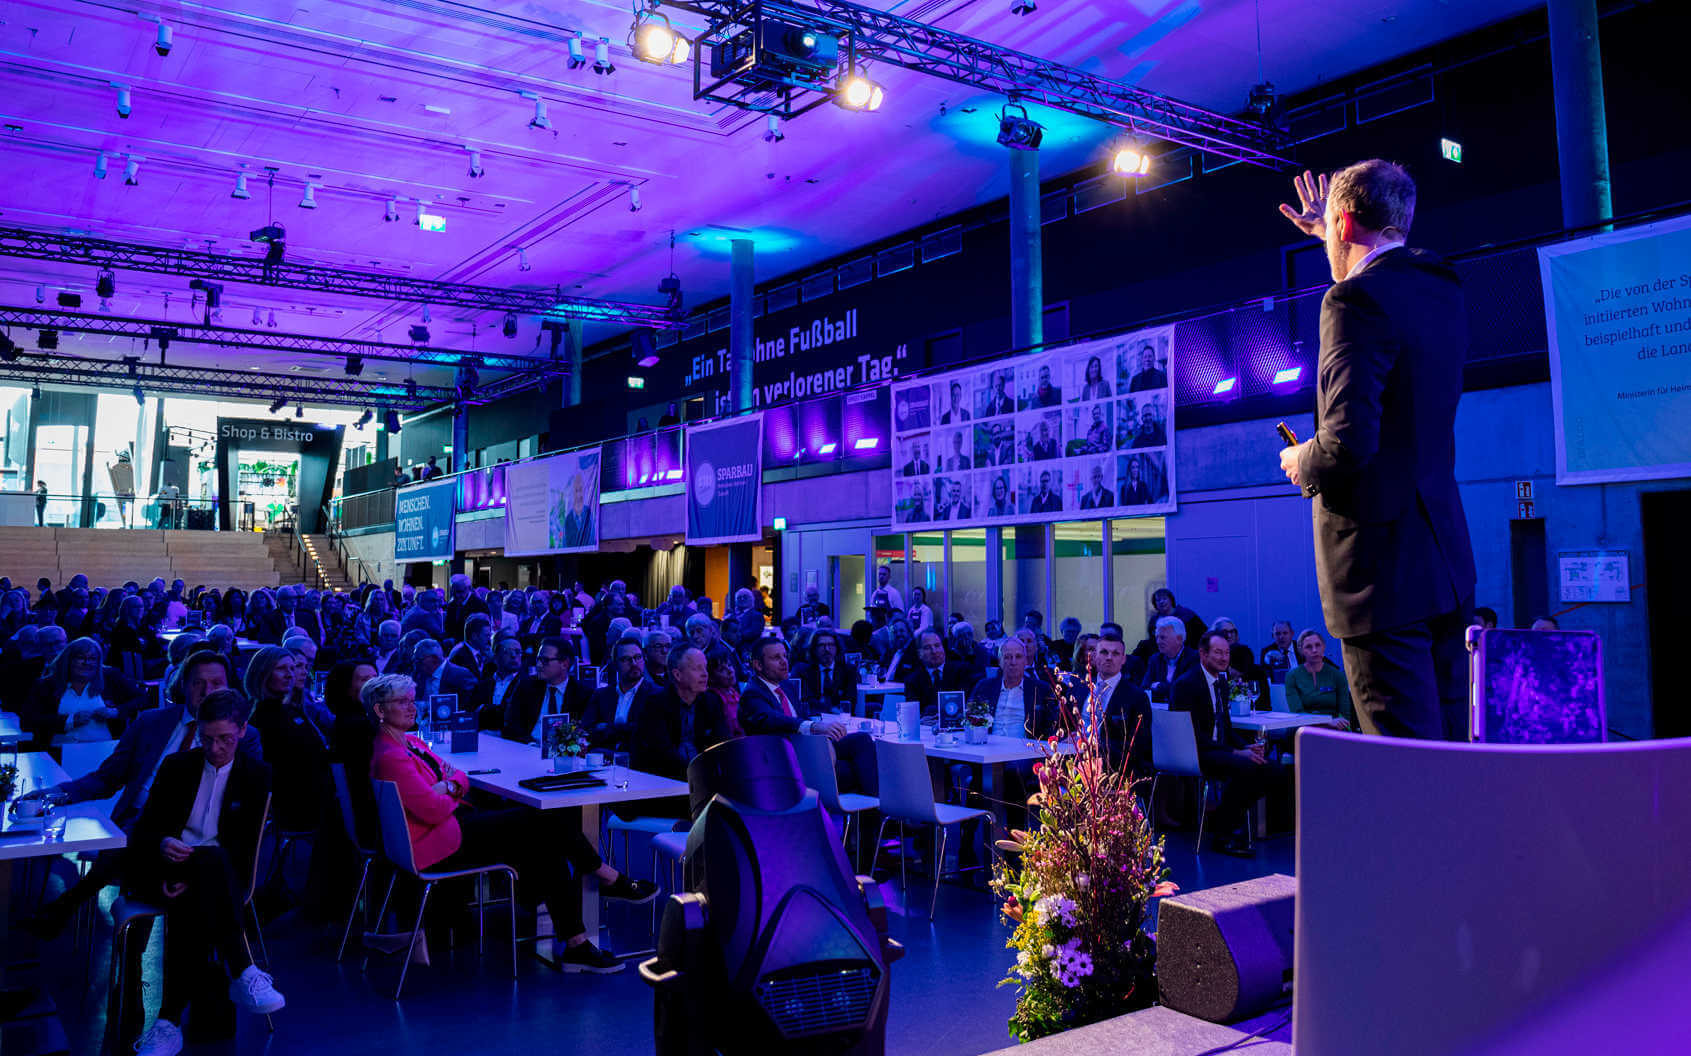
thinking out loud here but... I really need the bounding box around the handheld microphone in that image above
[1276,421,1298,447]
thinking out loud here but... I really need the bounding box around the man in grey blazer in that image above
[26,649,264,937]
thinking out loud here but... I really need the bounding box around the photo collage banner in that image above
[889,325,1177,527]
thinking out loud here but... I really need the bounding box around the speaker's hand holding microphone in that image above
[1277,422,1305,488]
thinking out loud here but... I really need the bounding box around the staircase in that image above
[0,526,281,591]
[264,530,354,591]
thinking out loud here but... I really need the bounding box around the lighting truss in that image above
[0,306,566,373]
[0,353,454,411]
[0,227,684,329]
[669,0,1294,168]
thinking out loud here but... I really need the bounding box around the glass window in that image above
[92,394,142,528]
[871,532,906,622]
[1000,525,1047,634]
[34,422,88,528]
[1053,521,1105,632]
[0,385,31,492]
[833,554,865,631]
[948,529,989,631]
[1111,517,1168,643]
[909,532,945,632]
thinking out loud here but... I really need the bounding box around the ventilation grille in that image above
[754,964,877,1037]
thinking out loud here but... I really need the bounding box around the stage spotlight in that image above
[632,329,660,368]
[456,360,479,395]
[632,13,689,65]
[1212,377,1237,395]
[517,247,532,272]
[231,172,251,199]
[384,199,400,222]
[1011,0,1036,12]
[132,383,144,404]
[32,381,42,399]
[123,157,141,185]
[593,37,615,75]
[34,286,44,304]
[57,292,81,308]
[502,312,518,338]
[96,270,116,299]
[296,404,304,418]
[467,149,484,178]
[251,307,263,326]
[356,409,373,429]
[421,304,432,324]
[93,152,108,179]
[299,183,318,209]
[658,272,682,312]
[996,102,1044,150]
[567,36,586,70]
[1112,143,1152,176]
[408,325,430,343]
[267,310,277,328]
[528,97,552,130]
[116,85,132,118]
[268,397,287,413]
[345,354,364,376]
[154,22,173,56]
[383,409,403,432]
[764,115,784,142]
[405,377,418,400]
[37,330,58,350]
[628,186,642,212]
[835,74,885,111]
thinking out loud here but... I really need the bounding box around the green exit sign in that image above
[1440,138,1463,163]
[626,376,646,390]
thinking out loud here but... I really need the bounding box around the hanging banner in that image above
[890,324,1177,527]
[1539,214,1691,485]
[393,477,457,564]
[503,447,602,556]
[686,415,764,544]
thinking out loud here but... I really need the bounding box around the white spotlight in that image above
[415,201,427,225]
[1010,0,1036,13]
[384,199,400,222]
[594,37,615,75]
[528,97,551,130]
[115,85,132,118]
[35,285,45,304]
[1111,143,1152,176]
[567,36,586,70]
[154,22,174,56]
[267,310,278,327]
[467,149,484,178]
[422,304,432,323]
[93,152,108,179]
[231,172,251,199]
[299,183,318,209]
[517,248,532,272]
[628,186,642,212]
[123,156,141,185]
[252,307,263,326]
[764,115,784,142]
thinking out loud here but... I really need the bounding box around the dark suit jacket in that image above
[967,675,1058,739]
[1061,674,1152,778]
[1140,648,1198,703]
[1029,492,1062,514]
[258,610,320,645]
[581,678,663,750]
[737,677,815,736]
[984,392,1015,416]
[1079,488,1115,510]
[632,687,725,780]
[415,661,477,708]
[1296,246,1476,638]
[501,675,594,743]
[399,609,445,640]
[126,749,272,898]
[797,661,859,713]
[1169,666,1245,767]
[249,696,333,832]
[444,596,488,643]
[470,671,527,731]
[903,661,969,715]
[446,643,492,681]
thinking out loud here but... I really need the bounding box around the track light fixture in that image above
[1111,140,1152,176]
[231,172,251,199]
[296,404,304,418]
[299,183,318,209]
[268,397,287,413]
[408,325,430,343]
[567,36,587,70]
[632,11,689,65]
[0,332,16,363]
[764,115,784,142]
[996,102,1044,150]
[345,354,364,376]
[1010,0,1036,14]
[517,247,532,272]
[115,84,132,118]
[96,270,116,299]
[835,74,886,112]
[384,199,400,222]
[267,310,277,328]
[37,330,58,351]
[467,149,484,178]
[93,152,108,179]
[383,409,402,433]
[32,381,42,399]
[132,383,145,404]
[628,186,642,212]
[35,286,45,305]
[594,37,615,75]
[123,156,141,186]
[154,21,174,56]
[421,304,432,324]
[251,307,263,326]
[524,93,552,131]
[502,312,518,338]
[356,409,373,429]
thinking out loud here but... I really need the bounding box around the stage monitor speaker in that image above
[1156,873,1294,1024]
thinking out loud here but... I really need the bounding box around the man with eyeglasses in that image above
[500,637,592,744]
[582,633,661,751]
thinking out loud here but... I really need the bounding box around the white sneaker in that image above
[229,964,286,1014]
[134,1019,183,1056]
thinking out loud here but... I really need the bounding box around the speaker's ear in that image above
[1340,210,1355,243]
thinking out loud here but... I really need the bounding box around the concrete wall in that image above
[340,530,397,587]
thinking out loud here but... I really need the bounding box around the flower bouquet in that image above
[542,715,587,772]
[965,699,993,744]
[991,686,1174,1043]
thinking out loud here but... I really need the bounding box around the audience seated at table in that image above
[739,637,877,795]
[796,628,859,712]
[969,637,1057,739]
[411,637,477,704]
[245,646,334,844]
[25,635,143,748]
[1141,616,1199,703]
[632,645,730,780]
[582,633,661,750]
[902,630,971,715]
[125,688,283,1056]
[446,613,494,679]
[1285,629,1354,730]
[499,636,593,744]
[1082,634,1153,780]
[470,633,529,731]
[366,673,655,973]
[1209,617,1270,701]
[1169,630,1294,859]
[706,650,746,738]
[442,574,486,643]
[642,629,672,689]
[1144,588,1208,649]
[1259,619,1296,685]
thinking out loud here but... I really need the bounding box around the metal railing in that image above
[25,491,225,530]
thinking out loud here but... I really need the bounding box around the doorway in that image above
[238,453,301,530]
[1642,490,1688,737]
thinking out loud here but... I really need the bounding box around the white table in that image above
[849,721,1073,825]
[0,713,23,746]
[854,681,904,716]
[440,732,687,953]
[1232,711,1339,734]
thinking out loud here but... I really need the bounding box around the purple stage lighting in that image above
[1212,377,1238,395]
[1272,366,1302,385]
[853,437,879,450]
[456,464,508,513]
[817,442,837,454]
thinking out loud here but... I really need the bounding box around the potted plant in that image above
[965,700,994,744]
[992,736,1177,1042]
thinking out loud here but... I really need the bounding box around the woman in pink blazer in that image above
[365,674,656,973]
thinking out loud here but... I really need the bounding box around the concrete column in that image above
[1009,148,1044,353]
[451,403,469,473]
[985,527,1003,626]
[1548,0,1612,229]
[374,405,390,464]
[729,238,755,413]
[564,322,583,407]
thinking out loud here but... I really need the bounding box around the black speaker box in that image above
[1156,872,1295,1023]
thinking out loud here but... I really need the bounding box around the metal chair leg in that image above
[476,874,487,955]
[1195,780,1209,851]
[394,879,434,1000]
[898,821,907,896]
[869,817,890,877]
[247,903,270,969]
[931,825,948,918]
[238,927,275,1032]
[374,872,397,936]
[505,868,519,978]
[337,856,372,962]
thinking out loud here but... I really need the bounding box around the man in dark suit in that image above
[1128,343,1167,392]
[983,372,1015,416]
[26,651,263,939]
[739,637,877,794]
[1077,464,1115,510]
[411,639,476,704]
[1140,617,1198,703]
[1169,631,1291,858]
[442,574,487,644]
[501,636,594,743]
[1080,635,1152,781]
[123,690,283,1052]
[902,631,968,715]
[399,591,446,640]
[900,442,931,478]
[446,613,495,680]
[580,634,662,750]
[1028,470,1062,514]
[1278,162,1476,740]
[797,629,859,713]
[470,634,529,731]
[256,587,316,645]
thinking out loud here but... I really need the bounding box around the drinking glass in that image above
[611,751,631,790]
[42,792,69,841]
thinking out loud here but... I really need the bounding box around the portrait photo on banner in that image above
[550,449,600,552]
[889,322,1177,528]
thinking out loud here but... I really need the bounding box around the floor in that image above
[31,825,1294,1056]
